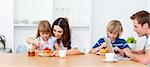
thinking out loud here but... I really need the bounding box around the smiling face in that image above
[51,18,71,49]
[133,19,148,37]
[53,25,64,39]
[130,10,150,37]
[39,32,51,41]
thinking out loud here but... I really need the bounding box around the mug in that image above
[59,48,67,58]
[105,53,117,61]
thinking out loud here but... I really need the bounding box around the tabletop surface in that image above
[0,53,147,67]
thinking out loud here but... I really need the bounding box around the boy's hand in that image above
[123,48,132,57]
[100,42,107,49]
[114,47,124,56]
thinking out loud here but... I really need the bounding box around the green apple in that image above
[127,36,137,43]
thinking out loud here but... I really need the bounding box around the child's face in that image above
[40,32,50,41]
[107,32,118,41]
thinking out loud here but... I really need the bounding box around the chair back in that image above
[0,35,5,49]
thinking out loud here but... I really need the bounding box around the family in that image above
[26,10,150,65]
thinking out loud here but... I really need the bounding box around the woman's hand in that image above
[51,50,59,57]
[54,43,61,50]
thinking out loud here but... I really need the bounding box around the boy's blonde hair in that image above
[106,20,123,37]
[36,20,51,38]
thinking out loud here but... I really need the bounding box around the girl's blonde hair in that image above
[106,20,123,37]
[36,20,52,38]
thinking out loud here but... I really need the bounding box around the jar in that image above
[28,49,35,57]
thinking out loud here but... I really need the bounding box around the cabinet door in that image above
[53,0,92,26]
[14,0,53,23]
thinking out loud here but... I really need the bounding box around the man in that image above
[123,10,150,65]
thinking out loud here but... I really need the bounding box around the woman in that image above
[52,17,84,56]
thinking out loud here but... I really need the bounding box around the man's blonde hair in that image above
[106,20,123,37]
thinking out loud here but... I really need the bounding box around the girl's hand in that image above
[33,40,41,49]
[30,42,40,50]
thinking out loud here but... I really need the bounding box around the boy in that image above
[90,20,129,56]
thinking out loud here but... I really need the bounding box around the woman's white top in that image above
[59,32,85,53]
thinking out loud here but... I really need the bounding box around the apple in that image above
[127,36,137,43]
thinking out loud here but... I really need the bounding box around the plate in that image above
[96,52,105,56]
[101,59,118,62]
[38,53,51,57]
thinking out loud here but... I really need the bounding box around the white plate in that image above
[101,59,118,62]
[38,53,51,57]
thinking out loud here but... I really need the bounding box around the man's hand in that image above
[131,49,145,54]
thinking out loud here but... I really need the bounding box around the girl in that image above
[89,20,130,56]
[26,20,56,52]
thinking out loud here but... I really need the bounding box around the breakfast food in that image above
[43,47,52,53]
[99,48,108,53]
[37,47,52,57]
[38,52,51,57]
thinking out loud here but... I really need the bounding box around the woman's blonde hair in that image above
[36,20,52,38]
[106,20,123,37]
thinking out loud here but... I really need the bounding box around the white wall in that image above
[91,0,149,49]
[71,26,91,53]
[0,0,14,51]
[14,26,36,52]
